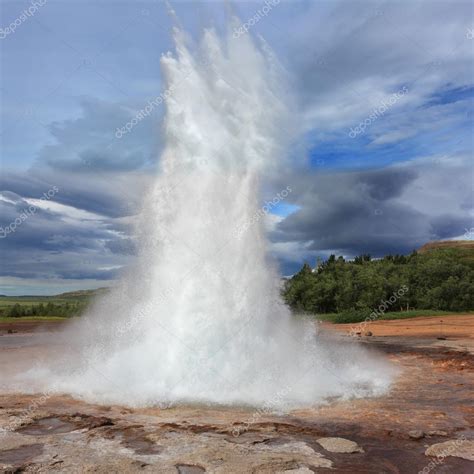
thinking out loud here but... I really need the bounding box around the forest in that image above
[282,247,474,318]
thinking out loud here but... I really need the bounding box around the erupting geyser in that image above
[12,23,394,408]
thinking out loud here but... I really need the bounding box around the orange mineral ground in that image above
[325,314,474,338]
[1,315,473,473]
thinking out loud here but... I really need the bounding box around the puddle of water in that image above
[124,438,162,455]
[17,417,76,436]
[114,426,163,455]
[0,443,43,465]
[176,464,206,474]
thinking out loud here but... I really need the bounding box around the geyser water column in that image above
[17,24,395,407]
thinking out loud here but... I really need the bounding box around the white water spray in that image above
[11,25,394,408]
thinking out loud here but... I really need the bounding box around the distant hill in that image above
[0,288,111,318]
[55,288,110,299]
[419,240,474,253]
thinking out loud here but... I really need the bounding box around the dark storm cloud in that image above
[104,238,137,256]
[0,193,136,281]
[272,155,472,259]
[430,214,470,240]
[359,168,418,201]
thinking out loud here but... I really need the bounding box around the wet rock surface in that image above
[16,417,77,436]
[0,327,473,472]
[0,444,44,465]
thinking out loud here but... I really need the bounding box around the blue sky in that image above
[0,0,473,294]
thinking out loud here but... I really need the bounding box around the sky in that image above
[0,0,473,295]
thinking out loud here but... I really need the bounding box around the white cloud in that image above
[25,199,105,222]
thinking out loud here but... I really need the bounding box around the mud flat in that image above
[0,316,473,473]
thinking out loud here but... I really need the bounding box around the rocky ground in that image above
[0,315,473,473]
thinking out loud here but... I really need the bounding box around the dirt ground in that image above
[325,314,474,339]
[0,315,473,473]
[0,320,68,335]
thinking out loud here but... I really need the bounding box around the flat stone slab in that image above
[427,430,448,437]
[408,430,424,440]
[425,439,474,461]
[316,437,364,453]
[256,441,332,468]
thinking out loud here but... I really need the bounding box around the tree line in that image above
[282,249,474,314]
[2,301,86,318]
